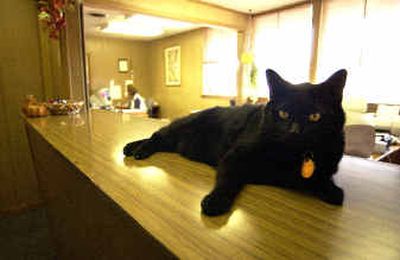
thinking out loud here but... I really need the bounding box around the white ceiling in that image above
[83,6,205,41]
[83,1,305,40]
[198,0,306,14]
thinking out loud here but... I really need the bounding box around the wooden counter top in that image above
[25,110,400,258]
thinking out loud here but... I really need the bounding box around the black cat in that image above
[123,69,347,216]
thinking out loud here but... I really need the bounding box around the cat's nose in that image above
[289,122,301,134]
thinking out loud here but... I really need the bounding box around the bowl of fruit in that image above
[46,99,84,115]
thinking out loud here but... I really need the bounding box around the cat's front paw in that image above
[133,148,152,160]
[123,140,153,159]
[201,193,233,216]
[319,185,344,205]
[123,142,138,156]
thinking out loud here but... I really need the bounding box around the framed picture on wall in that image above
[118,58,129,73]
[164,46,181,85]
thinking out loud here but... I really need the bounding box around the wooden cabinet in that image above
[377,145,400,164]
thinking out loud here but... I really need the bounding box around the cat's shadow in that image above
[199,209,235,229]
[123,156,145,167]
[123,156,236,229]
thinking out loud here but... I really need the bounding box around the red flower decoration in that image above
[37,0,68,39]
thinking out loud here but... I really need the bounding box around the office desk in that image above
[373,145,400,164]
[25,110,400,259]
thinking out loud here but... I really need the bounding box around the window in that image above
[317,0,400,104]
[362,0,400,104]
[317,0,367,100]
[251,0,400,104]
[252,4,312,97]
[202,28,238,97]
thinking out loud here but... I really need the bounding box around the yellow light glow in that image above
[226,208,246,227]
[135,166,169,186]
[240,52,254,64]
[113,148,126,166]
[138,166,166,178]
[112,148,168,184]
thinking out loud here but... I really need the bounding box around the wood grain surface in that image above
[25,110,400,259]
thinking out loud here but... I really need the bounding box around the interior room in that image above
[1,0,400,259]
[82,6,239,119]
[80,1,400,161]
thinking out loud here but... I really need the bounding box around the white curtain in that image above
[317,0,364,87]
[317,0,400,104]
[202,28,238,97]
[253,4,312,97]
[362,0,400,104]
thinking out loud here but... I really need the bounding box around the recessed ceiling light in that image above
[127,14,193,30]
[102,20,164,37]
[101,14,196,37]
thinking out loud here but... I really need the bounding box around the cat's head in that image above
[265,69,347,144]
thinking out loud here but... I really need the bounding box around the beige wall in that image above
[85,36,152,98]
[0,0,42,211]
[82,0,247,119]
[86,31,230,119]
[149,29,229,119]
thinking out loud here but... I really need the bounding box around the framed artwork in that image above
[118,58,129,73]
[164,46,181,85]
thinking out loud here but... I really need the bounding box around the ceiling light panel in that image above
[102,14,195,37]
[102,20,164,37]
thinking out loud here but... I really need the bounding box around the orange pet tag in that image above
[301,158,315,179]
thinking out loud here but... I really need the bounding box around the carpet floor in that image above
[0,207,55,259]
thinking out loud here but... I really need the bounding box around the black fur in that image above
[124,69,348,216]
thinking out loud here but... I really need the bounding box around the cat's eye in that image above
[308,113,321,122]
[278,110,290,120]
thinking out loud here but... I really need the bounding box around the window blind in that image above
[253,4,312,97]
[317,0,400,104]
[363,0,400,104]
[202,28,238,97]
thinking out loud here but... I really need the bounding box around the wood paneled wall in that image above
[64,1,86,101]
[37,24,70,100]
[0,0,44,212]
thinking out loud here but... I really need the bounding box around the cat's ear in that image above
[321,69,347,103]
[266,69,290,100]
